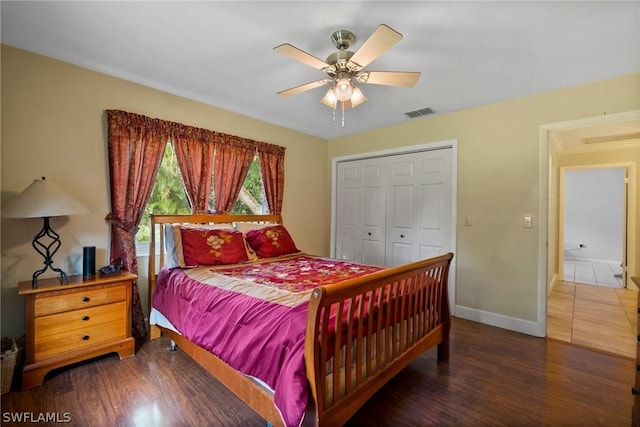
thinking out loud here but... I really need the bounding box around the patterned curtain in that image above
[258,146,286,214]
[105,110,168,342]
[171,127,216,213]
[213,141,255,214]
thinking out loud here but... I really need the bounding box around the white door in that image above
[386,149,453,266]
[336,147,453,267]
[335,157,386,265]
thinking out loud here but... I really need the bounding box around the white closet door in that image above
[335,157,386,265]
[386,149,452,266]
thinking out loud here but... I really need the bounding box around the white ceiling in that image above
[2,1,639,140]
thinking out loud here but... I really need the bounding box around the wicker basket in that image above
[1,337,18,395]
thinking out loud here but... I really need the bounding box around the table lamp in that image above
[2,177,89,287]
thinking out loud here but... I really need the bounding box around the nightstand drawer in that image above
[35,301,127,338]
[34,318,127,360]
[34,283,127,316]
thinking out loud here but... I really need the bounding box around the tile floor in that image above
[563,258,623,288]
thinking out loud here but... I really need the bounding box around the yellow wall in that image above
[328,73,640,328]
[1,46,328,339]
[2,44,639,340]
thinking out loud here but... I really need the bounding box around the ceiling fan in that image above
[274,24,421,125]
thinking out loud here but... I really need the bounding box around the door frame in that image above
[540,109,639,336]
[330,139,458,314]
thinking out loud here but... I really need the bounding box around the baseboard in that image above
[454,305,545,338]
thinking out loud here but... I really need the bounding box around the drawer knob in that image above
[82,316,90,321]
[633,387,640,396]
[81,335,90,341]
[82,296,90,302]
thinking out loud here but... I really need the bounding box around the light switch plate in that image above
[524,215,533,228]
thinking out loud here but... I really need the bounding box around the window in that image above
[136,145,267,250]
[230,155,266,215]
[136,143,190,245]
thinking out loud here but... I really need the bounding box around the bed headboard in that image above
[147,213,282,337]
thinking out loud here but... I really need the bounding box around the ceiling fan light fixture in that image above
[350,86,366,107]
[321,88,338,109]
[334,78,353,101]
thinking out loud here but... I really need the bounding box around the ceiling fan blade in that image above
[273,43,330,70]
[357,71,421,87]
[277,79,331,96]
[348,24,403,70]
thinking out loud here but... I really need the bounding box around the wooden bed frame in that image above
[148,214,453,427]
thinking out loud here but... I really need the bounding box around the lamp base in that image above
[31,217,69,288]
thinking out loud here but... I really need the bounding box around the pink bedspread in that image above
[151,254,382,427]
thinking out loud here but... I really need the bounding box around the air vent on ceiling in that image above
[404,107,436,119]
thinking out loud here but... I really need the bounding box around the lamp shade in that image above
[2,177,89,218]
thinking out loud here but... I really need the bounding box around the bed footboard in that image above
[304,252,453,427]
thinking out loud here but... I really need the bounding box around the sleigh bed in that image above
[147,214,453,427]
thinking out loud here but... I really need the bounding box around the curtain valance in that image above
[106,110,285,155]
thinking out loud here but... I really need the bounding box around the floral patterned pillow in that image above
[178,227,249,267]
[245,225,299,258]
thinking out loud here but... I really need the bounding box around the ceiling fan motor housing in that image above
[330,29,356,50]
[326,50,356,74]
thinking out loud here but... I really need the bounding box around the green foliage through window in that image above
[231,157,265,215]
[136,147,266,244]
[136,143,190,243]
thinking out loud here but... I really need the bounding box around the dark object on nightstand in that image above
[83,246,96,277]
[99,262,121,275]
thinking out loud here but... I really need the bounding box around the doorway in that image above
[541,110,639,357]
[560,166,627,288]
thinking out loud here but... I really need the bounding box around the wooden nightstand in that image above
[18,271,137,390]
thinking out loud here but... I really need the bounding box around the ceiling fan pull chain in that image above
[341,102,345,127]
[332,107,336,123]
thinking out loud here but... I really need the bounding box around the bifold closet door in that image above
[336,147,453,267]
[335,157,386,265]
[386,149,452,266]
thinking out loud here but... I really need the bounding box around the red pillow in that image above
[179,228,249,266]
[245,225,299,258]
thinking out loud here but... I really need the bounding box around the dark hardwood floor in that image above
[2,318,634,426]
